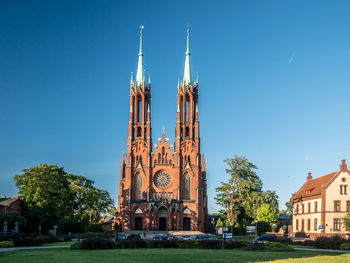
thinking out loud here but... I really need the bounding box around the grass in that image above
[0,248,349,263]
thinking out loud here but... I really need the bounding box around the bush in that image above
[10,235,59,247]
[340,242,350,250]
[223,240,246,249]
[117,240,147,249]
[176,240,199,248]
[70,241,82,249]
[315,235,346,250]
[295,231,307,238]
[264,241,293,251]
[80,237,115,250]
[198,240,221,249]
[0,240,14,248]
[245,241,265,251]
[87,224,103,232]
[0,213,27,231]
[268,236,292,244]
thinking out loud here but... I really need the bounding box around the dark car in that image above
[116,233,126,240]
[162,234,177,240]
[257,234,277,241]
[153,235,163,240]
[127,234,141,240]
[196,234,208,240]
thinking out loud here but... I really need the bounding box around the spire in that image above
[183,25,192,86]
[130,72,134,86]
[148,74,151,84]
[136,25,145,86]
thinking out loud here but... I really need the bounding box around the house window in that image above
[340,185,343,195]
[345,185,348,195]
[296,219,299,231]
[314,218,318,231]
[347,201,350,212]
[301,219,304,231]
[308,203,311,213]
[334,219,340,231]
[314,201,318,212]
[302,204,305,214]
[334,201,340,212]
[307,219,311,231]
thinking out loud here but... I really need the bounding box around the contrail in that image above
[288,52,296,65]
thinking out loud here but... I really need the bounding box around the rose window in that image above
[154,171,172,188]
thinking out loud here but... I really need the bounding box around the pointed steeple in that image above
[183,26,192,86]
[130,72,134,86]
[136,25,145,86]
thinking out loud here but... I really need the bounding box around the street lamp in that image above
[255,219,258,241]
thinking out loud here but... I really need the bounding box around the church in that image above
[117,26,208,232]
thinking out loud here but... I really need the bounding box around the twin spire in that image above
[132,25,195,87]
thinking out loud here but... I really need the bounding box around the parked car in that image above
[257,234,277,241]
[207,234,217,240]
[153,235,163,240]
[127,234,141,240]
[182,235,191,240]
[196,234,207,240]
[162,234,177,240]
[116,233,126,240]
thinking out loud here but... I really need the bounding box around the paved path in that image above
[294,247,350,254]
[0,245,69,252]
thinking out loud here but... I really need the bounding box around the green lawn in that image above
[41,241,74,246]
[0,248,349,263]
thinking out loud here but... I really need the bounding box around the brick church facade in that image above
[117,27,208,232]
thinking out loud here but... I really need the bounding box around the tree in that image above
[262,191,279,212]
[216,218,223,227]
[342,212,350,230]
[14,164,75,228]
[215,156,262,227]
[0,213,27,231]
[280,199,292,216]
[107,206,117,217]
[257,203,278,225]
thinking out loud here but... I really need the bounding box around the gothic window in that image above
[158,153,161,163]
[166,154,168,163]
[180,96,183,123]
[138,97,142,123]
[144,127,147,139]
[188,156,191,164]
[137,126,141,137]
[136,156,139,162]
[162,147,165,163]
[144,100,148,122]
[139,156,142,163]
[185,96,189,122]
[135,173,142,201]
[185,126,189,137]
[184,173,190,200]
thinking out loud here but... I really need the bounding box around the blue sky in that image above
[1,0,350,213]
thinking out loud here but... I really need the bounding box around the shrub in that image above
[80,237,115,250]
[302,240,316,247]
[315,235,346,250]
[245,241,265,251]
[198,240,221,249]
[118,240,147,249]
[264,241,293,251]
[11,235,59,247]
[176,240,199,248]
[70,241,82,249]
[87,223,103,232]
[268,236,292,244]
[0,213,27,231]
[340,243,350,250]
[0,240,14,248]
[223,240,245,249]
[58,218,82,233]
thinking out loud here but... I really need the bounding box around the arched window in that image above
[185,126,189,137]
[158,153,161,163]
[137,126,141,137]
[144,100,148,122]
[188,156,191,164]
[144,127,147,139]
[180,96,183,122]
[136,156,139,162]
[184,173,190,200]
[138,97,142,123]
[162,147,165,163]
[185,97,189,122]
[139,156,142,163]
[166,154,168,163]
[135,173,142,201]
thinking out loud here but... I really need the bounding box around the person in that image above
[68,232,72,241]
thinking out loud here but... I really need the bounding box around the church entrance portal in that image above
[183,217,191,231]
[158,207,168,231]
[135,217,143,230]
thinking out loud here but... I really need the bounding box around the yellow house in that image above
[291,160,350,238]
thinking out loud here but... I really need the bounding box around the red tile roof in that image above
[292,171,337,201]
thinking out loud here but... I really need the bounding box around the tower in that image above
[117,26,208,232]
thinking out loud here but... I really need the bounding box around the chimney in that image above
[1,195,5,199]
[14,195,19,199]
[307,172,312,182]
[340,159,347,172]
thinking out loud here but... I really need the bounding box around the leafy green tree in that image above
[257,203,278,225]
[342,212,350,230]
[0,213,27,231]
[14,164,75,228]
[216,218,224,227]
[262,191,279,212]
[107,206,117,217]
[280,199,292,216]
[215,156,262,227]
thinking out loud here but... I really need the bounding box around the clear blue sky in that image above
[1,0,350,213]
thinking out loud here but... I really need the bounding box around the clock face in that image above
[154,171,172,188]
